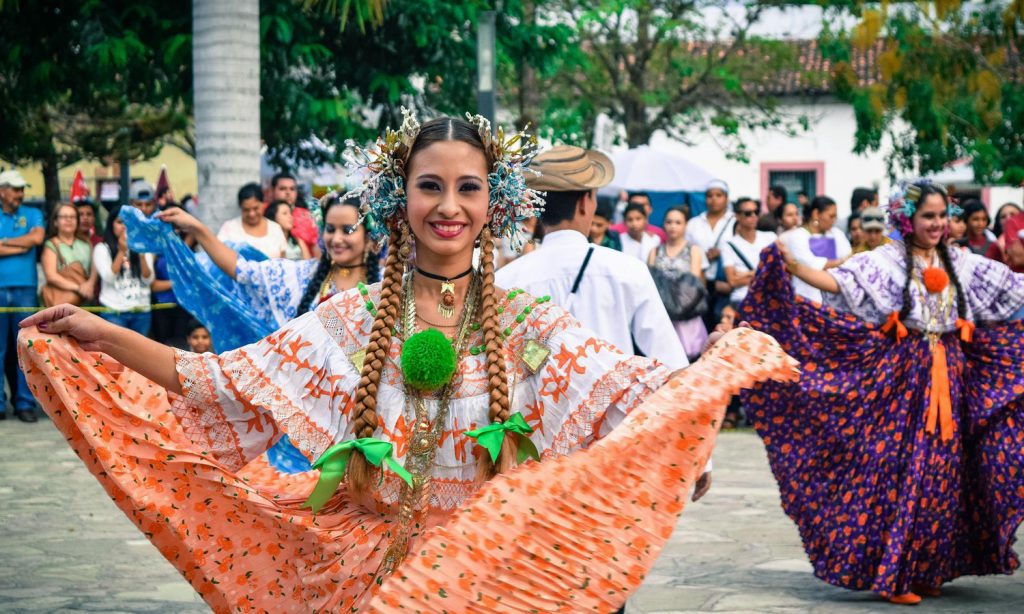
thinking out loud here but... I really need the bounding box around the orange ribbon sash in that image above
[883,312,967,442]
[925,340,955,441]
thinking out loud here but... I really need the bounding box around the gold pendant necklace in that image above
[415,266,473,319]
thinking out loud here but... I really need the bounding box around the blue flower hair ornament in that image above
[343,107,544,251]
[886,179,961,236]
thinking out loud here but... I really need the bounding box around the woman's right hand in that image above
[20,304,112,352]
[77,280,95,300]
[157,207,205,234]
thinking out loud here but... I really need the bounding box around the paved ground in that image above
[1,415,1021,613]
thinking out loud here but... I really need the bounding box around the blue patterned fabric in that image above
[120,207,313,472]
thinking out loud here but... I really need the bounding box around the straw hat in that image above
[526,145,614,192]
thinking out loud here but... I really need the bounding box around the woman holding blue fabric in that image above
[157,194,379,323]
[18,112,796,612]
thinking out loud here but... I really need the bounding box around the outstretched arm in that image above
[778,241,840,294]
[157,208,239,279]
[21,305,180,393]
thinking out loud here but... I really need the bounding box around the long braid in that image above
[346,224,409,493]
[900,239,915,321]
[937,244,968,320]
[295,251,332,316]
[364,247,381,284]
[476,226,517,480]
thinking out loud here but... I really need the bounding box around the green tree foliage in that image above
[0,1,191,203]
[262,0,574,169]
[820,0,1024,184]
[260,0,482,169]
[529,0,805,153]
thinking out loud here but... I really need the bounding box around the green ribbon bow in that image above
[302,437,413,513]
[465,412,541,465]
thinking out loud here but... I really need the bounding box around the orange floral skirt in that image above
[18,328,797,613]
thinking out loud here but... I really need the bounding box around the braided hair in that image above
[899,182,967,321]
[295,195,379,316]
[476,224,518,479]
[345,223,410,493]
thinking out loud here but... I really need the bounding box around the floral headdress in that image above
[885,179,962,236]
[344,108,545,251]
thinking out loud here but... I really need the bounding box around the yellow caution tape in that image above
[0,302,180,314]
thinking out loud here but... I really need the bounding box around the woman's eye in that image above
[417,181,441,191]
[324,225,335,233]
[460,183,481,192]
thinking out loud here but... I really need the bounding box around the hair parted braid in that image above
[475,225,518,480]
[937,245,968,320]
[900,239,915,321]
[364,249,381,286]
[346,223,410,493]
[296,251,332,317]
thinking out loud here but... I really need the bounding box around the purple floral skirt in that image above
[739,245,1024,597]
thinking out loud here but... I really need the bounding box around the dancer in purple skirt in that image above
[741,180,1024,605]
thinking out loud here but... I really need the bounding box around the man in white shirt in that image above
[496,145,688,371]
[685,179,736,327]
[722,197,777,305]
[496,147,711,585]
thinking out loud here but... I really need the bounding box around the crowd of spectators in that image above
[3,165,1023,428]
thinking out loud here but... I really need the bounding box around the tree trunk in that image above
[42,146,61,210]
[624,102,652,148]
[192,0,261,231]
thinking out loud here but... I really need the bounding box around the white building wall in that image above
[645,101,894,220]
[987,186,1024,210]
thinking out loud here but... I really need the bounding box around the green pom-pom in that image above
[400,329,457,391]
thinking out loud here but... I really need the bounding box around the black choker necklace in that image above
[416,267,473,319]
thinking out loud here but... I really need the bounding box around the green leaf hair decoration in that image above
[400,329,457,391]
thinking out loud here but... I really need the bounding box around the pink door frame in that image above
[760,161,826,211]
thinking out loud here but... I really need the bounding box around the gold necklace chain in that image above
[379,271,479,575]
[416,313,460,328]
[912,254,953,337]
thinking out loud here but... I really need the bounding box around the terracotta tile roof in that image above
[758,39,884,96]
[673,38,884,97]
[732,38,1020,96]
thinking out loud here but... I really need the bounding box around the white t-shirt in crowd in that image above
[722,230,777,303]
[620,231,661,262]
[216,217,289,259]
[685,211,736,279]
[778,226,852,303]
[92,244,155,311]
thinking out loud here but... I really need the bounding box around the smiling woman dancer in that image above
[742,180,1024,606]
[18,112,796,612]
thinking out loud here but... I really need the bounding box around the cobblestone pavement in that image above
[1,416,1021,613]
